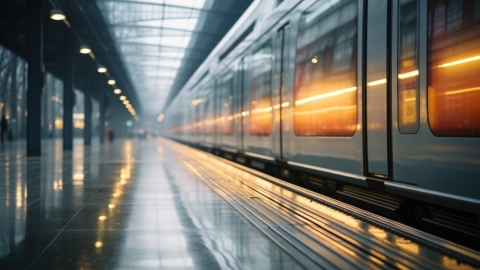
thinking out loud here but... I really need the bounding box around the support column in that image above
[63,29,74,151]
[21,63,27,139]
[26,0,44,156]
[99,93,106,144]
[10,56,17,140]
[84,61,92,146]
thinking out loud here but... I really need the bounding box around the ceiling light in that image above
[123,100,129,105]
[157,113,164,122]
[120,96,126,101]
[126,104,132,108]
[79,45,91,54]
[50,9,66,21]
[108,79,116,85]
[113,89,121,94]
[97,65,107,73]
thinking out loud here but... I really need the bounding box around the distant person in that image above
[0,115,8,143]
[106,128,111,142]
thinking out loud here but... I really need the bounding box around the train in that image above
[161,0,480,239]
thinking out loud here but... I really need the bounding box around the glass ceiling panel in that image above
[96,0,207,115]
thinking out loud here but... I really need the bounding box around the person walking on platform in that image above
[0,115,8,144]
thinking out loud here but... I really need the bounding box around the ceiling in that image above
[0,0,252,119]
[95,0,253,118]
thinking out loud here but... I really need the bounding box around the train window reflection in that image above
[220,74,234,135]
[193,94,203,135]
[476,0,480,19]
[204,97,214,134]
[428,0,480,136]
[446,0,462,30]
[187,97,195,135]
[250,43,273,136]
[294,0,357,136]
[433,3,445,36]
[398,0,419,133]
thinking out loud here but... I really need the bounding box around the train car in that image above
[162,0,480,238]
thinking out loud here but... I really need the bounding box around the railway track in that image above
[164,139,480,269]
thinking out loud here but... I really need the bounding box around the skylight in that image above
[96,0,207,115]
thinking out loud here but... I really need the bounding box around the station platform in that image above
[0,139,300,269]
[1,139,479,269]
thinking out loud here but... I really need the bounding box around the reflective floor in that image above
[0,139,301,270]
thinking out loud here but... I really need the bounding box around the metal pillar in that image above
[99,93,106,144]
[26,0,44,156]
[41,70,48,138]
[10,56,17,140]
[63,29,74,151]
[84,60,92,146]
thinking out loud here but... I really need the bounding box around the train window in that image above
[428,0,480,136]
[294,0,358,136]
[475,0,480,19]
[204,95,214,134]
[249,42,273,136]
[398,0,419,133]
[189,98,196,134]
[192,92,203,135]
[195,101,202,135]
[433,3,445,36]
[220,74,234,135]
[446,1,462,30]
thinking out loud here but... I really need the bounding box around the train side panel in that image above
[282,0,365,182]
[242,32,280,161]
[390,0,480,203]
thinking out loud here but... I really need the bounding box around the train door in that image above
[213,78,219,148]
[218,71,236,151]
[365,0,392,179]
[389,0,480,205]
[236,58,245,151]
[272,24,290,159]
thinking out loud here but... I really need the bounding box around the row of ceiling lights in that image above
[49,8,137,119]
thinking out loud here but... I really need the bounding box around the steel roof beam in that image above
[97,0,240,17]
[110,25,224,38]
[103,13,199,25]
[118,42,212,52]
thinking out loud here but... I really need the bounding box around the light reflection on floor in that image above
[0,139,301,269]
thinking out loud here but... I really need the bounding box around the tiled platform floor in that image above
[0,139,301,269]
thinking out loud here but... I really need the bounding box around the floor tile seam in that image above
[26,196,42,207]
[24,202,91,270]
[56,226,246,232]
[25,176,42,183]
[24,164,123,270]
[30,172,82,196]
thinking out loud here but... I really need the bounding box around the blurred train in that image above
[162,0,480,238]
